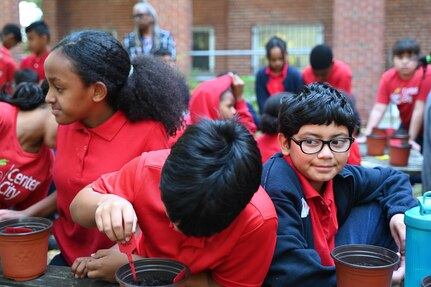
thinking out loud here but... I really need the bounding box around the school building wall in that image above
[41,0,192,73]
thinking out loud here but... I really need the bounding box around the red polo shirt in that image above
[19,51,49,80]
[0,46,16,88]
[92,149,278,287]
[0,103,53,210]
[376,67,424,130]
[256,133,280,163]
[53,112,169,265]
[302,59,352,94]
[266,64,288,96]
[286,156,338,266]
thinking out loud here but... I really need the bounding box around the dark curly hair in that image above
[260,92,294,134]
[0,82,45,111]
[52,30,187,136]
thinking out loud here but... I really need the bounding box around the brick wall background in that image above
[42,0,192,73]
[193,0,333,76]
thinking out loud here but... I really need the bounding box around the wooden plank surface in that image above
[0,265,118,286]
[359,143,423,176]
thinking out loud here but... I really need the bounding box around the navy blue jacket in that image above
[255,66,304,114]
[262,153,417,287]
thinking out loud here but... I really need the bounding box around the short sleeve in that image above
[375,72,391,104]
[211,217,278,287]
[91,155,142,203]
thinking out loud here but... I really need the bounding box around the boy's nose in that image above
[317,144,334,158]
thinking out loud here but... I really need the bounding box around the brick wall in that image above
[193,0,334,75]
[333,0,385,123]
[385,0,431,69]
[42,0,191,73]
[0,0,22,62]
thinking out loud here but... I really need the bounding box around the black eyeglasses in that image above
[132,13,151,20]
[290,137,354,154]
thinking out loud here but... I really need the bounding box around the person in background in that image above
[123,1,176,61]
[255,36,303,114]
[262,83,416,286]
[357,38,429,151]
[0,82,56,220]
[302,44,353,94]
[0,44,16,90]
[1,23,22,53]
[422,92,431,191]
[69,119,277,286]
[19,20,50,80]
[189,73,257,135]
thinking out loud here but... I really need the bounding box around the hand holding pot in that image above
[392,253,405,284]
[390,213,406,255]
[95,194,137,243]
[0,209,29,221]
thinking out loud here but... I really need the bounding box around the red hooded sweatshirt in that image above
[189,75,257,134]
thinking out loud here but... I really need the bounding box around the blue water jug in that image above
[405,191,431,287]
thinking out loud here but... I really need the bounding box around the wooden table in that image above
[0,265,118,286]
[359,143,423,176]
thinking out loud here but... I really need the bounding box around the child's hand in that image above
[389,213,406,255]
[72,256,93,279]
[392,253,405,284]
[355,135,367,144]
[86,249,130,283]
[230,73,244,101]
[409,140,421,152]
[95,194,137,243]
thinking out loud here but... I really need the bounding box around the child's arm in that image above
[70,186,137,243]
[232,74,257,134]
[408,99,425,151]
[0,191,57,220]
[356,103,387,143]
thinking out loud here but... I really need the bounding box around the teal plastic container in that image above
[404,191,431,287]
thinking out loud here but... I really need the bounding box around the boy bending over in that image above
[70,119,278,287]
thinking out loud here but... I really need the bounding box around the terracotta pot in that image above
[389,143,411,166]
[390,130,409,144]
[372,127,387,137]
[422,276,431,287]
[367,134,386,156]
[116,258,190,287]
[0,217,52,281]
[331,244,399,287]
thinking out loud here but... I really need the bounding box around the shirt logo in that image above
[390,87,419,105]
[0,162,41,201]
[301,197,310,218]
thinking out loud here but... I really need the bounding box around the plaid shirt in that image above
[123,29,176,61]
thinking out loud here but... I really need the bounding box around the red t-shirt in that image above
[256,133,280,163]
[19,51,49,80]
[265,64,288,96]
[92,150,278,287]
[189,75,257,134]
[0,103,53,210]
[302,59,352,93]
[53,111,169,265]
[376,67,425,130]
[286,156,338,266]
[0,46,17,88]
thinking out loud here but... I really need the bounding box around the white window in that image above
[252,24,324,73]
[191,27,215,73]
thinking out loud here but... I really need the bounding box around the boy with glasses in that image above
[262,83,417,286]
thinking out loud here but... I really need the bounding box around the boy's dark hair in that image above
[25,20,50,42]
[14,69,39,85]
[265,36,287,58]
[260,92,294,134]
[310,44,333,70]
[392,38,420,56]
[278,83,358,138]
[0,82,45,111]
[160,119,262,237]
[53,30,187,136]
[2,23,22,43]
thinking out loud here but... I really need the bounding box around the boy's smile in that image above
[279,123,350,193]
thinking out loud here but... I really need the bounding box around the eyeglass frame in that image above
[290,136,355,154]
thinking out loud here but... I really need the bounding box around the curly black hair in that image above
[0,82,45,111]
[53,30,187,136]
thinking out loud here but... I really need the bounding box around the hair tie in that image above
[129,65,134,77]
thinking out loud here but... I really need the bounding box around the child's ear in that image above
[278,133,290,156]
[92,81,108,103]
